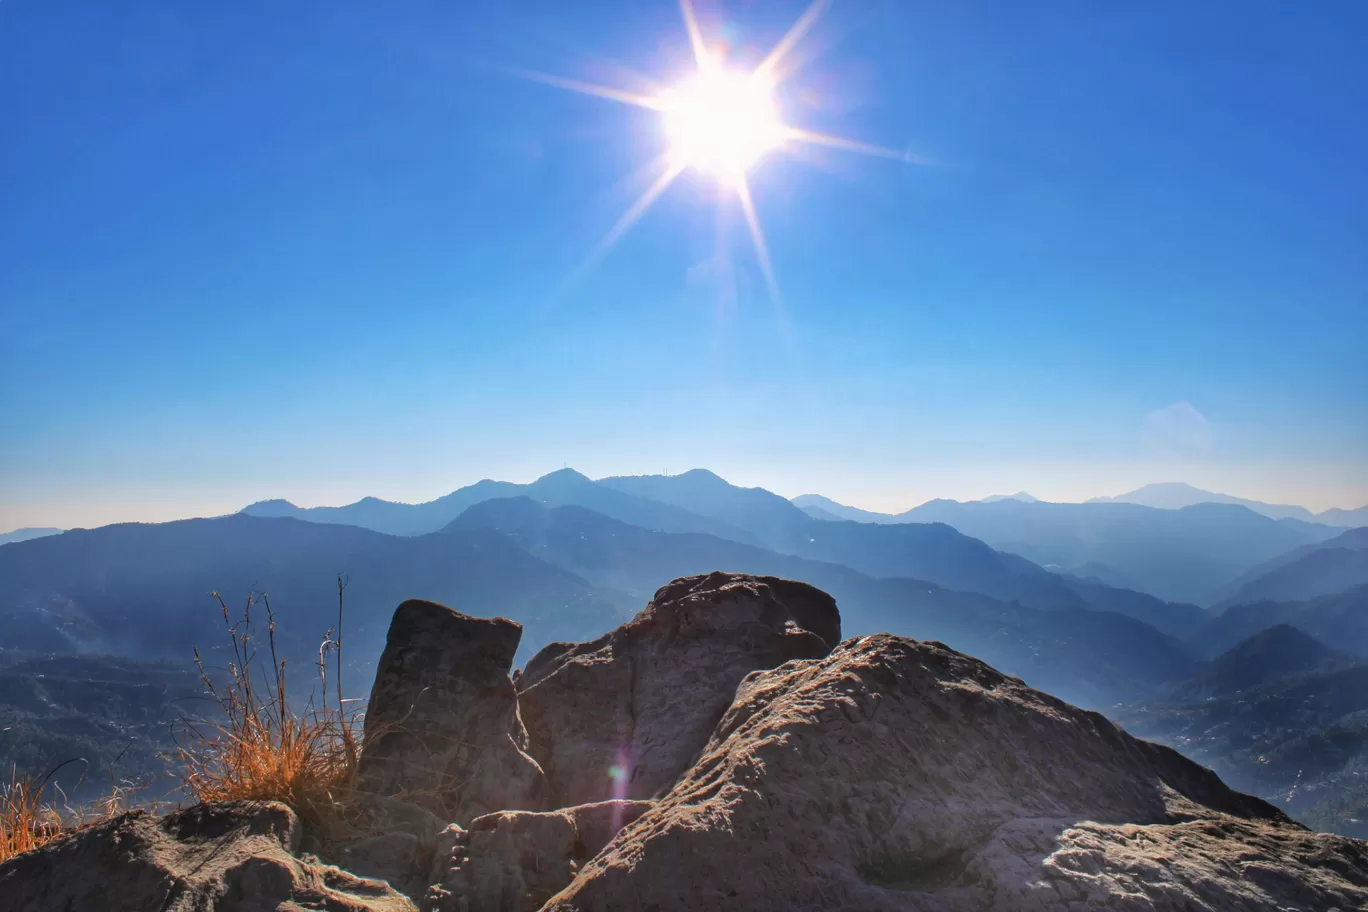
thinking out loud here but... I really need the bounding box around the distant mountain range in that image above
[789,495,903,524]
[981,491,1038,503]
[1196,583,1368,660]
[0,527,62,546]
[800,498,1333,605]
[242,469,1169,616]
[0,493,1209,709]
[240,470,1354,607]
[1087,482,1319,521]
[242,468,757,542]
[1213,527,1368,609]
[796,482,1368,527]
[0,515,632,672]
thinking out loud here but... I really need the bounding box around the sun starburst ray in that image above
[755,0,830,83]
[520,1,920,304]
[588,158,687,267]
[783,127,923,162]
[735,178,780,304]
[509,68,665,110]
[680,0,712,70]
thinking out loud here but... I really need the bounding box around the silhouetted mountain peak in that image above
[1089,483,1319,523]
[0,527,63,546]
[981,491,1038,503]
[1220,623,1342,664]
[1169,624,1353,702]
[240,498,301,516]
[790,495,902,524]
[446,496,553,537]
[534,467,592,485]
[676,468,726,483]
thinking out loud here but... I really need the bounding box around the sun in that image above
[517,0,918,301]
[661,67,786,184]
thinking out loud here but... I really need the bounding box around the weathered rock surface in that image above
[0,801,416,912]
[544,634,1368,911]
[312,793,449,903]
[358,599,545,822]
[423,800,653,912]
[516,572,840,808]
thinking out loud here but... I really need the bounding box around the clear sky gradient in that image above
[2,0,1366,530]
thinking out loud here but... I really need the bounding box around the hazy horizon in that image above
[6,461,1366,533]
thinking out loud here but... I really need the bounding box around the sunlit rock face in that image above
[543,634,1368,912]
[357,599,545,823]
[515,571,841,809]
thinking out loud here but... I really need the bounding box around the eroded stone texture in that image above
[543,634,1368,912]
[423,800,654,912]
[311,792,449,902]
[516,572,839,808]
[358,599,545,822]
[0,801,416,912]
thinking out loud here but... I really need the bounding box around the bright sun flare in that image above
[661,68,785,183]
[520,0,919,301]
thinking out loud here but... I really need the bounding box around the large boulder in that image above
[515,572,840,808]
[357,599,545,823]
[423,800,654,912]
[544,634,1368,911]
[0,801,415,912]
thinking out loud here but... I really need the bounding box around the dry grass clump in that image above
[3,581,362,863]
[173,579,362,832]
[0,769,64,863]
[0,765,132,865]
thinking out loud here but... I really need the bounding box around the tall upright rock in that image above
[516,572,840,808]
[358,599,545,823]
[544,634,1368,911]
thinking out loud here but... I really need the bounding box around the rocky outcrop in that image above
[312,792,450,903]
[0,801,415,912]
[544,634,1368,911]
[516,572,839,808]
[8,576,1366,911]
[358,599,545,822]
[423,800,653,912]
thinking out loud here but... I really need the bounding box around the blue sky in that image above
[2,0,1366,529]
